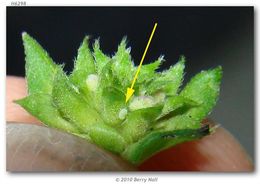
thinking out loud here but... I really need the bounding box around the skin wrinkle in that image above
[9,125,28,166]
[9,135,28,168]
[30,144,45,169]
[6,76,253,171]
[80,158,88,171]
[68,137,88,171]
[46,127,62,145]
[6,123,135,171]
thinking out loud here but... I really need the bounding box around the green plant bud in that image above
[16,32,222,165]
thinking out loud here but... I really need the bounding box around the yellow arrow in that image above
[125,23,158,103]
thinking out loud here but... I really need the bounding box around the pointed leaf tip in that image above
[22,31,28,39]
[179,55,186,63]
[82,35,90,44]
[93,38,100,48]
[121,36,128,45]
[70,35,95,88]
[22,32,58,94]
[212,66,223,79]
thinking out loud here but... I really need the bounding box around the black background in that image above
[7,7,254,159]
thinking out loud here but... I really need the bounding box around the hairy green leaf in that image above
[52,68,103,132]
[137,57,163,84]
[158,95,198,119]
[121,105,163,143]
[111,38,134,88]
[180,66,222,121]
[70,36,96,88]
[155,115,200,131]
[15,94,79,133]
[101,86,126,125]
[123,125,209,164]
[89,123,127,154]
[147,56,185,95]
[22,32,58,94]
[93,39,111,74]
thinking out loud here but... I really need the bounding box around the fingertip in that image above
[6,76,41,124]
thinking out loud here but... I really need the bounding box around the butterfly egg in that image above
[118,108,128,120]
[86,74,99,91]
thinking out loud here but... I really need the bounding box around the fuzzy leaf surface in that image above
[93,39,111,74]
[111,38,134,88]
[121,105,163,143]
[22,32,57,94]
[147,56,185,95]
[15,94,79,133]
[180,67,222,121]
[123,125,209,164]
[70,36,96,88]
[52,68,103,132]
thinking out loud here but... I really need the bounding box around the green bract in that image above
[16,32,222,165]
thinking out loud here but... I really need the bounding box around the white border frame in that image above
[1,0,258,185]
